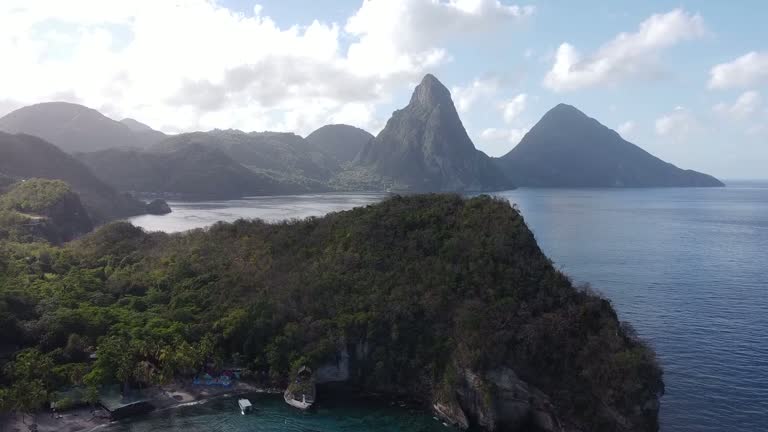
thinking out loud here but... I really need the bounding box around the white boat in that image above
[283,391,313,410]
[238,398,253,415]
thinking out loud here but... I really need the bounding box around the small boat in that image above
[283,392,313,410]
[238,398,253,415]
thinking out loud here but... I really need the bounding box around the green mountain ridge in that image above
[77,144,322,199]
[0,102,166,153]
[1,76,723,198]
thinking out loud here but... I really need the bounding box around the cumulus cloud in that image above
[451,77,500,113]
[501,93,527,123]
[0,0,532,134]
[708,52,768,89]
[346,0,534,77]
[712,91,762,120]
[543,9,706,91]
[655,107,700,141]
[473,92,528,156]
[617,121,636,137]
[478,126,529,156]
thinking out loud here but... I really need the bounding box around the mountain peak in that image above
[497,103,724,188]
[410,74,452,108]
[354,74,513,192]
[542,103,589,121]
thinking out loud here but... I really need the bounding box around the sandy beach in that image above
[0,380,281,432]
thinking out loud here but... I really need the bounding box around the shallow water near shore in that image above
[128,182,768,432]
[101,393,452,432]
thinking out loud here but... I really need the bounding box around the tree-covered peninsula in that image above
[0,195,663,431]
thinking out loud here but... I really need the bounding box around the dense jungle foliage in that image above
[0,194,663,431]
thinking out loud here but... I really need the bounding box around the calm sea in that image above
[128,183,768,432]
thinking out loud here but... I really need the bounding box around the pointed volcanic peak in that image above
[497,104,724,187]
[0,102,164,153]
[355,74,513,192]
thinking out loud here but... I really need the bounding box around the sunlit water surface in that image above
[128,183,768,432]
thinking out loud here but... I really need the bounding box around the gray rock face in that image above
[315,345,350,384]
[355,74,513,192]
[433,367,565,432]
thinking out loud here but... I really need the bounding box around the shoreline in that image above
[0,380,282,432]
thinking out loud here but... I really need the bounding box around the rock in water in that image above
[354,74,513,192]
[145,199,172,215]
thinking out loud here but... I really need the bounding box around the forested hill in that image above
[0,195,662,431]
[0,179,93,243]
[0,132,148,223]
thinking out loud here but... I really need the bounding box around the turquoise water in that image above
[102,393,451,432]
[128,183,768,432]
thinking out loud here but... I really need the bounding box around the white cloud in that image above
[345,0,533,77]
[0,0,532,135]
[617,121,636,137]
[474,92,529,156]
[451,77,500,113]
[501,93,527,123]
[713,91,762,120]
[478,126,529,156]
[708,52,768,89]
[543,9,706,91]
[655,107,699,141]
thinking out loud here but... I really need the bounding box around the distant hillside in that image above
[157,130,335,187]
[0,102,165,153]
[0,132,148,222]
[497,104,724,188]
[0,178,93,243]
[306,124,373,164]
[351,74,513,192]
[78,144,323,199]
[120,117,168,146]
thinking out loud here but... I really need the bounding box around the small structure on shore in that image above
[98,386,154,420]
[283,366,316,410]
[238,398,253,415]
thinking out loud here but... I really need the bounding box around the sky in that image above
[1,1,766,179]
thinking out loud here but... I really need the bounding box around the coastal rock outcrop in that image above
[433,366,562,432]
[146,199,172,215]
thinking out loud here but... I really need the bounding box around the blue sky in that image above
[1,1,766,178]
